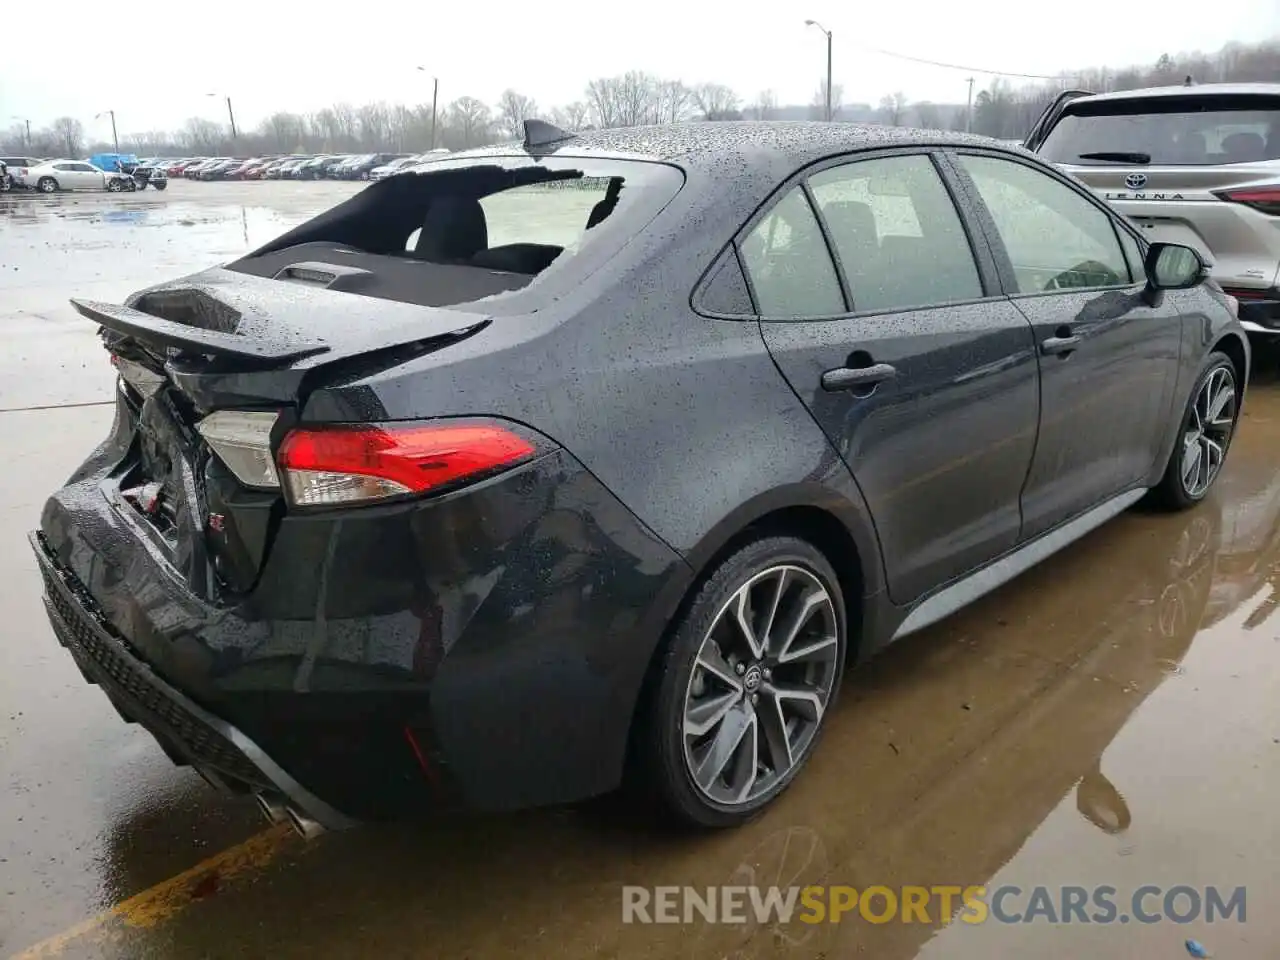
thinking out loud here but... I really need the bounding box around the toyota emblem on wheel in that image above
[1125,173,1148,189]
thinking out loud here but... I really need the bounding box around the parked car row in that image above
[164,150,451,183]
[1,156,151,193]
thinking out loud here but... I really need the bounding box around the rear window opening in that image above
[227,156,684,309]
[1040,94,1280,166]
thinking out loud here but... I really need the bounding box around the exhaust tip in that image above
[254,792,289,825]
[285,805,327,841]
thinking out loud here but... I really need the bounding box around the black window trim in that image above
[726,145,1008,323]
[941,147,1149,301]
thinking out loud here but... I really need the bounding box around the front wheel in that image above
[1150,351,1240,510]
[640,536,847,828]
[106,178,123,192]
[37,177,57,193]
[152,181,167,191]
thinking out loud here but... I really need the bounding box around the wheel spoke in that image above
[757,692,795,773]
[1181,438,1202,489]
[765,682,825,724]
[696,643,743,693]
[694,701,756,792]
[758,568,789,657]
[1206,381,1233,425]
[775,588,830,663]
[732,589,766,661]
[685,689,740,738]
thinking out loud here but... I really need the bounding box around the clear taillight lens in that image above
[276,421,538,508]
[196,410,281,489]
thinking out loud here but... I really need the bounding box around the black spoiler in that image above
[70,298,331,367]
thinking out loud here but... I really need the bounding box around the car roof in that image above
[1068,81,1280,106]
[430,120,1009,177]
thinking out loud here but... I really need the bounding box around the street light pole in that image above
[965,77,975,133]
[96,110,119,152]
[12,116,31,150]
[417,67,439,149]
[206,94,238,149]
[804,20,833,121]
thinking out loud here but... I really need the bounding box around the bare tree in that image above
[692,83,741,121]
[913,101,943,130]
[448,96,492,147]
[654,80,694,124]
[51,117,84,157]
[497,89,539,138]
[357,102,392,150]
[750,90,778,120]
[264,112,307,151]
[178,117,223,153]
[878,92,908,126]
[810,80,844,119]
[551,102,591,130]
[586,77,623,128]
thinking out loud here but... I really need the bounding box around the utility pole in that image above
[96,111,119,152]
[965,77,975,133]
[207,94,238,150]
[417,67,439,149]
[826,30,833,121]
[13,117,32,150]
[804,20,834,121]
[224,97,238,145]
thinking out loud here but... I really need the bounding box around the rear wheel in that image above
[1151,352,1239,509]
[37,177,57,193]
[641,536,847,828]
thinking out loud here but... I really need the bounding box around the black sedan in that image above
[31,120,1247,836]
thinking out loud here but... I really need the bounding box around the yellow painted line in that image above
[8,824,299,959]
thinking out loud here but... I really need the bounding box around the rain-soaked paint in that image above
[1,175,1278,960]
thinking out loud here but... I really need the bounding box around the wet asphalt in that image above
[1,181,1278,959]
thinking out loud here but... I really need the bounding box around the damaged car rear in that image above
[33,126,697,835]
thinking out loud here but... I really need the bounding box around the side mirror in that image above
[1145,242,1209,291]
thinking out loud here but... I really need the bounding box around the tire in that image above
[639,536,848,828]
[153,181,167,191]
[1150,351,1240,510]
[106,178,123,192]
[37,177,57,193]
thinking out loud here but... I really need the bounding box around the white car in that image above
[27,159,135,193]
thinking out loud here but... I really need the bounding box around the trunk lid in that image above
[80,267,494,599]
[1058,161,1280,288]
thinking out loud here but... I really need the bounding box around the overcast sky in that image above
[3,0,1278,137]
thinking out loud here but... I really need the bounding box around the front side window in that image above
[957,155,1130,294]
[738,187,845,318]
[808,154,983,312]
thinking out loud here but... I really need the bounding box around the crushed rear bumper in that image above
[30,530,358,831]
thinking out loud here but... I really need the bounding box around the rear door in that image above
[948,149,1182,540]
[749,150,1041,606]
[1036,90,1280,293]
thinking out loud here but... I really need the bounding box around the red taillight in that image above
[1214,185,1280,216]
[277,420,538,507]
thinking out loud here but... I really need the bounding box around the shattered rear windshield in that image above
[233,154,685,309]
[1040,95,1280,165]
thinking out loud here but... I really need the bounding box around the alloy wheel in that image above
[681,564,840,807]
[1181,366,1236,499]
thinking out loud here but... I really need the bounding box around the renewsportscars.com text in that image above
[621,884,1247,926]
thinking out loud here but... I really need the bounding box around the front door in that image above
[745,151,1041,605]
[948,150,1182,540]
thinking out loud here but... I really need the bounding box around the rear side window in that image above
[808,154,983,312]
[1040,95,1280,165]
[739,187,845,317]
[958,155,1130,293]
